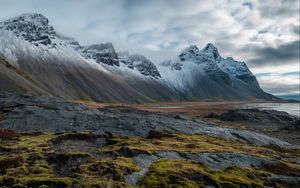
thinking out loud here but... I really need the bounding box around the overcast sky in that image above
[0,0,299,97]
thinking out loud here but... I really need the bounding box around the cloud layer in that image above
[0,0,299,97]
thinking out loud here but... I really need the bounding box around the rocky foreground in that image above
[205,108,300,146]
[0,93,300,187]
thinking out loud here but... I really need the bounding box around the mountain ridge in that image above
[0,13,276,102]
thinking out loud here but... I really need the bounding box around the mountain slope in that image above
[0,13,275,102]
[158,43,274,100]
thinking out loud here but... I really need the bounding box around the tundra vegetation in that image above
[0,129,299,188]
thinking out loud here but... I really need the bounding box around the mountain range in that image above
[0,13,275,102]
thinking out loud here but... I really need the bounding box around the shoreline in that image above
[134,100,299,118]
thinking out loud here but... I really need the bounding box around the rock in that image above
[0,93,294,148]
[160,59,183,70]
[52,133,107,156]
[218,109,299,127]
[47,153,89,177]
[218,57,259,87]
[125,151,182,185]
[0,13,56,46]
[81,43,120,66]
[269,175,300,187]
[119,53,161,78]
[182,152,277,170]
[178,44,222,73]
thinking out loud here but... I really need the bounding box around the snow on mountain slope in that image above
[0,13,275,101]
[159,43,260,87]
[0,13,56,46]
[0,13,159,79]
[218,57,260,87]
[157,43,274,100]
[0,14,177,102]
[119,52,161,78]
[80,43,120,66]
[178,43,222,72]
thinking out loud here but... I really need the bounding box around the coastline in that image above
[134,100,299,117]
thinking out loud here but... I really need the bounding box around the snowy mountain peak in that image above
[177,43,222,73]
[185,45,199,53]
[202,42,217,50]
[162,43,260,87]
[0,13,56,46]
[80,43,120,66]
[179,43,221,62]
[179,45,199,61]
[200,43,220,60]
[10,13,49,25]
[0,13,273,101]
[119,53,161,78]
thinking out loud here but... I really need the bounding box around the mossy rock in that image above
[78,157,140,187]
[84,157,140,180]
[19,177,77,188]
[139,159,268,188]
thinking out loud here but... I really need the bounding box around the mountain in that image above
[158,43,274,100]
[118,51,161,78]
[0,13,275,102]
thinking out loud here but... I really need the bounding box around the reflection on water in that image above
[239,103,300,117]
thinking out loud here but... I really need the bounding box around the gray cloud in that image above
[262,84,299,96]
[248,40,300,66]
[256,72,299,95]
[257,0,299,19]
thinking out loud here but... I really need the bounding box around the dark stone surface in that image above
[0,93,294,148]
[121,54,161,78]
[81,43,120,66]
[0,13,56,46]
[218,109,299,129]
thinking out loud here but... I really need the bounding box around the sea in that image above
[239,103,300,117]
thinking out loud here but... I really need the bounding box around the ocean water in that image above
[239,103,300,117]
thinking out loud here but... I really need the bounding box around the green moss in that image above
[19,176,77,188]
[139,159,268,188]
[79,179,133,188]
[0,175,77,188]
[79,157,140,187]
[82,157,141,177]
[15,133,55,156]
[30,166,53,175]
[38,185,49,188]
[1,131,299,187]
[99,133,280,161]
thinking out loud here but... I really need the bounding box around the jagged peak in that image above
[182,45,199,54]
[87,43,115,51]
[1,13,49,26]
[200,43,220,59]
[224,57,247,66]
[179,43,222,63]
[179,43,220,58]
[0,13,56,46]
[203,42,217,50]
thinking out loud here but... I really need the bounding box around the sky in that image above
[0,0,299,97]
